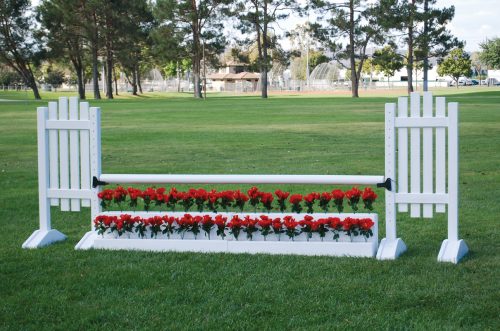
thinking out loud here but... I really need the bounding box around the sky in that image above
[30,0,499,52]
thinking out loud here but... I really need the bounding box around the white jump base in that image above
[76,212,378,257]
[24,93,469,263]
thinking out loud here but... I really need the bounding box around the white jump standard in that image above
[22,93,469,263]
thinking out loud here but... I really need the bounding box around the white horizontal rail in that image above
[45,120,91,130]
[395,117,449,128]
[395,193,449,204]
[99,174,385,185]
[47,189,92,199]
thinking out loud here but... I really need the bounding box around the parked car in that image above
[470,79,479,85]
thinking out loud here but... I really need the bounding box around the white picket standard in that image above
[22,99,97,248]
[25,95,468,263]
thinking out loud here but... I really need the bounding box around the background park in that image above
[1,0,500,330]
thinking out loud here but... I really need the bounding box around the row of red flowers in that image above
[94,214,375,241]
[98,186,377,214]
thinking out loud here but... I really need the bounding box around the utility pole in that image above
[423,0,429,91]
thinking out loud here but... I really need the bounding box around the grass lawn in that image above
[0,88,499,330]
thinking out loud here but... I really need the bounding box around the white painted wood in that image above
[90,107,102,228]
[385,103,397,241]
[448,103,459,241]
[37,107,51,231]
[394,117,448,128]
[395,193,448,204]
[422,92,433,217]
[435,97,446,213]
[22,229,66,249]
[410,92,421,217]
[45,120,91,130]
[58,97,70,211]
[98,174,385,185]
[80,212,378,257]
[79,102,91,207]
[438,239,468,263]
[69,97,80,211]
[48,102,59,206]
[47,189,92,199]
[397,97,408,212]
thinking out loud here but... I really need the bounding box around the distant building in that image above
[207,61,260,92]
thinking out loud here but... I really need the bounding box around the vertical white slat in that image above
[385,103,397,241]
[448,102,459,241]
[80,102,91,207]
[69,97,80,211]
[397,97,408,212]
[422,92,433,218]
[58,97,70,211]
[48,102,59,206]
[410,92,421,217]
[435,97,446,213]
[90,107,102,228]
[37,107,51,231]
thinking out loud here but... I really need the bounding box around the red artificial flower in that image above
[319,192,332,213]
[304,192,319,213]
[233,190,249,212]
[362,187,378,211]
[247,186,261,211]
[331,189,344,213]
[219,190,234,212]
[289,194,303,213]
[275,189,290,212]
[227,215,243,240]
[345,187,362,212]
[260,192,274,212]
[214,214,227,238]
[283,216,300,240]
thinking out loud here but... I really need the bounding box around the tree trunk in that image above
[177,61,181,93]
[137,66,143,94]
[91,43,101,99]
[113,66,118,96]
[131,70,138,95]
[76,66,85,99]
[26,68,41,100]
[106,48,113,99]
[349,0,359,98]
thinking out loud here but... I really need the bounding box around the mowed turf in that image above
[0,89,499,330]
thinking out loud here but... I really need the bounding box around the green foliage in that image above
[372,45,404,79]
[311,0,387,97]
[0,67,23,85]
[44,69,66,88]
[437,48,472,86]
[0,0,42,98]
[479,37,500,69]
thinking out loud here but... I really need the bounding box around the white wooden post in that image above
[438,102,468,263]
[75,106,102,250]
[376,103,407,260]
[22,107,66,248]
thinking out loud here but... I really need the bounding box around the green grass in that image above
[1,89,499,330]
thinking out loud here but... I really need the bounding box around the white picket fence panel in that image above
[23,94,468,263]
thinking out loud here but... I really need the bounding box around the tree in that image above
[155,0,230,99]
[0,0,42,99]
[311,0,386,98]
[372,45,404,85]
[37,0,88,99]
[470,52,486,83]
[0,66,23,86]
[380,0,459,93]
[437,48,471,88]
[44,68,66,91]
[235,0,298,98]
[479,38,500,70]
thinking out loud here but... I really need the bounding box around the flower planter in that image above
[88,211,378,257]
